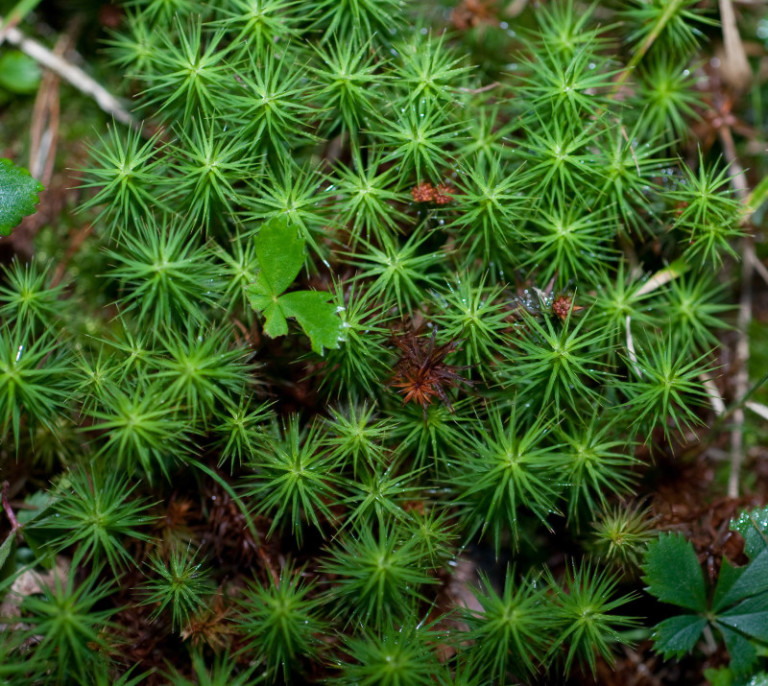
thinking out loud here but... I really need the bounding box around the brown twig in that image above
[257,545,280,587]
[718,0,752,91]
[2,481,21,533]
[456,81,500,95]
[50,223,94,288]
[750,252,768,288]
[230,316,257,349]
[28,25,75,180]
[719,118,752,499]
[2,24,137,129]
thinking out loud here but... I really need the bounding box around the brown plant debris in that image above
[389,328,470,411]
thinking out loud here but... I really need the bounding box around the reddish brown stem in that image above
[2,481,20,532]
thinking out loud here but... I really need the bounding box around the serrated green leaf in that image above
[714,550,768,611]
[719,612,768,644]
[717,591,768,642]
[718,625,759,676]
[652,614,707,658]
[643,532,707,612]
[731,506,768,561]
[252,215,306,297]
[0,50,42,94]
[713,559,745,613]
[0,158,44,235]
[280,290,343,354]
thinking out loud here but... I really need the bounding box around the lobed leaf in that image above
[652,615,707,659]
[248,216,342,353]
[642,532,707,612]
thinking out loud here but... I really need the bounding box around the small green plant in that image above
[643,508,768,678]
[139,545,215,632]
[242,415,340,543]
[590,500,658,573]
[235,564,327,681]
[335,617,443,686]
[462,570,553,680]
[18,571,117,682]
[321,519,439,626]
[35,468,155,575]
[246,215,343,354]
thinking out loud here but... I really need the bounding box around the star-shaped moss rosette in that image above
[247,215,343,355]
[0,158,44,236]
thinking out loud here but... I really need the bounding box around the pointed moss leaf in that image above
[0,532,13,572]
[253,215,306,296]
[731,506,768,561]
[718,624,759,676]
[714,550,768,611]
[651,615,707,659]
[280,290,343,354]
[748,175,768,217]
[643,532,707,611]
[0,158,44,236]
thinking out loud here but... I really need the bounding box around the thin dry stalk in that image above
[1,23,137,128]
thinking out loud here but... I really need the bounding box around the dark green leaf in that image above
[714,550,768,611]
[739,673,768,686]
[718,625,758,676]
[0,158,44,236]
[717,591,768,642]
[731,506,768,561]
[0,50,42,94]
[712,559,745,614]
[651,614,707,659]
[643,532,707,611]
[718,611,768,643]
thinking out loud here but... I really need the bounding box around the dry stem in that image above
[1,23,137,128]
[719,122,752,499]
